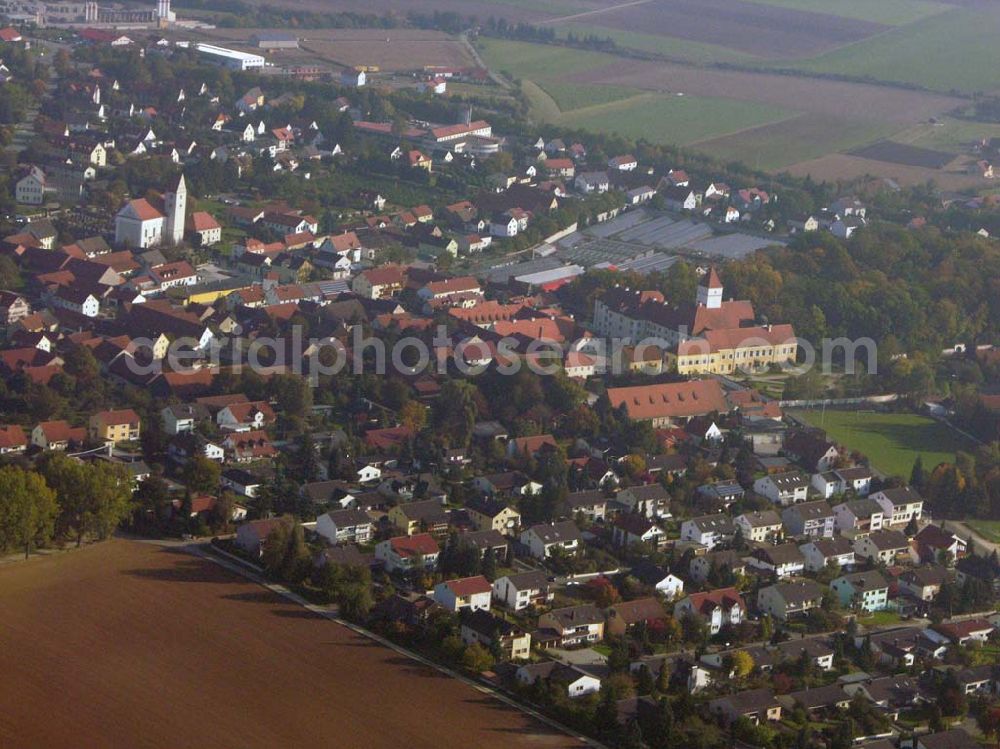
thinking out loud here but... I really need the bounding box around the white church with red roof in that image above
[115,174,186,249]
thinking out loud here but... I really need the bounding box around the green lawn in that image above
[559,93,795,147]
[893,118,1000,153]
[780,7,1000,94]
[540,81,643,112]
[742,0,950,26]
[858,610,904,628]
[974,521,1000,544]
[789,409,976,478]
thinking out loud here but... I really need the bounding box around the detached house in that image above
[612,514,666,550]
[31,420,87,450]
[800,536,855,572]
[912,524,966,564]
[755,471,810,506]
[680,514,736,549]
[464,497,521,535]
[433,576,492,613]
[781,500,835,538]
[735,510,783,543]
[832,498,885,534]
[784,432,839,472]
[871,486,923,526]
[709,689,781,726]
[605,598,667,637]
[461,609,531,661]
[811,466,872,498]
[757,581,824,621]
[854,529,910,564]
[747,543,806,579]
[315,508,373,546]
[674,588,745,635]
[375,533,440,573]
[520,521,582,559]
[537,605,605,648]
[85,407,140,445]
[493,570,553,611]
[831,571,890,612]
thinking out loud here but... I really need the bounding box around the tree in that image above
[183,456,222,495]
[730,650,754,680]
[910,455,926,490]
[399,400,427,432]
[0,466,58,558]
[461,642,495,673]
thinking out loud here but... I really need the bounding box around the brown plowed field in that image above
[570,60,964,124]
[557,0,887,58]
[784,153,984,190]
[0,541,582,749]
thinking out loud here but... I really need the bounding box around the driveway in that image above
[549,647,608,666]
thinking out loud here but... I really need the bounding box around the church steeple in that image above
[164,174,186,245]
[697,266,723,309]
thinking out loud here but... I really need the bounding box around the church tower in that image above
[697,266,723,309]
[164,174,186,245]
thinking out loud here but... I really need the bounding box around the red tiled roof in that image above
[93,408,140,426]
[0,424,27,449]
[390,533,438,557]
[686,587,744,616]
[607,380,729,421]
[125,198,164,221]
[445,575,492,596]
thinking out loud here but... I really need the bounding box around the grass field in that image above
[893,118,1000,153]
[477,38,616,82]
[789,409,975,477]
[975,521,1000,544]
[560,93,794,147]
[784,7,1000,94]
[742,0,950,26]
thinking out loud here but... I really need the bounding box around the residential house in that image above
[674,588,745,635]
[616,484,671,519]
[854,529,910,564]
[689,550,745,585]
[562,489,608,522]
[606,598,668,637]
[460,609,531,660]
[536,605,605,648]
[735,510,783,543]
[161,403,210,435]
[88,408,141,444]
[747,543,806,579]
[612,514,666,550]
[492,570,552,611]
[709,689,781,726]
[811,467,872,498]
[932,619,994,646]
[784,432,839,472]
[375,533,440,573]
[432,575,493,613]
[781,500,835,538]
[217,400,276,432]
[680,514,736,549]
[519,521,582,559]
[516,662,601,698]
[757,581,824,621]
[464,497,521,535]
[831,571,889,612]
[31,420,87,450]
[871,486,923,526]
[898,566,951,602]
[315,509,373,546]
[754,471,811,506]
[800,536,855,572]
[630,561,685,599]
[832,498,885,534]
[235,518,284,558]
[0,425,28,454]
[389,499,450,536]
[912,524,967,565]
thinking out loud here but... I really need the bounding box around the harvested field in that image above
[554,0,889,59]
[784,153,985,189]
[571,60,964,124]
[0,540,582,749]
[201,29,477,71]
[740,0,950,25]
[848,139,956,168]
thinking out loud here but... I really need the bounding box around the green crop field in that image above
[789,409,975,478]
[742,0,950,26]
[477,38,616,82]
[559,93,794,147]
[784,8,1000,94]
[478,39,793,147]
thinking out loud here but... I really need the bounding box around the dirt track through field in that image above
[0,541,582,749]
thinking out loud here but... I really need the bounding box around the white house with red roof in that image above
[432,575,493,612]
[31,420,88,450]
[673,587,745,634]
[375,533,440,573]
[186,211,222,246]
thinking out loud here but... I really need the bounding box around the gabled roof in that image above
[388,533,439,557]
[444,575,492,597]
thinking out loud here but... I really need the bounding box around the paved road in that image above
[942,520,997,556]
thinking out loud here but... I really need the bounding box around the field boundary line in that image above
[541,0,656,25]
[184,541,605,749]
